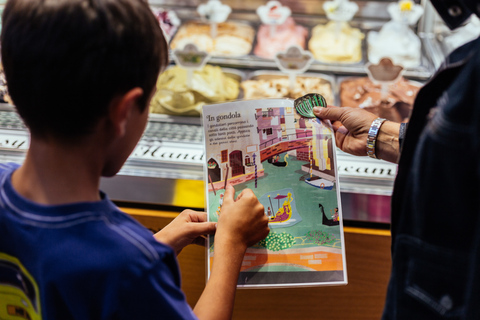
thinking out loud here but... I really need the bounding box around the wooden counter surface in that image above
[124,207,392,320]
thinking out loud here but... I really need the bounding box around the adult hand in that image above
[313,106,401,163]
[313,106,377,157]
[216,184,270,251]
[154,210,217,255]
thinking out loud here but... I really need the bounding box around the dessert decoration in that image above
[197,0,232,38]
[172,43,210,90]
[323,0,358,21]
[150,43,239,116]
[274,45,314,90]
[254,2,307,59]
[197,0,231,24]
[308,0,364,63]
[256,0,291,25]
[152,8,180,42]
[294,94,327,118]
[340,59,421,122]
[366,57,404,83]
[170,21,254,57]
[367,0,424,68]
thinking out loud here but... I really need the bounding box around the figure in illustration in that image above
[271,153,289,167]
[270,192,293,223]
[332,207,339,222]
[320,203,339,226]
[215,193,225,217]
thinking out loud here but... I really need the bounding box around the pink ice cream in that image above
[254,17,308,59]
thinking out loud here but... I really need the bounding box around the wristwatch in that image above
[366,118,387,159]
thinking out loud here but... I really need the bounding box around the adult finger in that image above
[313,105,346,122]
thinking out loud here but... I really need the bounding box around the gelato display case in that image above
[0,0,453,227]
[0,2,468,317]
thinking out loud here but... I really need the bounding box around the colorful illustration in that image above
[0,253,42,320]
[203,98,346,288]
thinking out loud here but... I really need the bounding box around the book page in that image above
[203,99,347,288]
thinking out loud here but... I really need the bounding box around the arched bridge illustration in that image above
[260,135,312,162]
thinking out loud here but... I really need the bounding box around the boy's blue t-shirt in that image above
[0,163,198,319]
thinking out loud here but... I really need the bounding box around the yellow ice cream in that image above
[308,21,364,63]
[150,65,240,116]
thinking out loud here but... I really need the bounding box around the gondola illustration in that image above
[269,153,289,167]
[320,203,339,226]
[305,177,334,190]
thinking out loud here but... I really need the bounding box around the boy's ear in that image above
[108,88,144,137]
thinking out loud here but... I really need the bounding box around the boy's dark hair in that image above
[1,0,168,139]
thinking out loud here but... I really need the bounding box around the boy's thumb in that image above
[223,184,235,202]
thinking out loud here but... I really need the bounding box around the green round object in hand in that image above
[294,93,327,118]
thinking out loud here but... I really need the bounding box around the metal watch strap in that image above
[366,118,387,159]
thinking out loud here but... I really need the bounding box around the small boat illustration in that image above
[269,154,289,167]
[305,177,334,190]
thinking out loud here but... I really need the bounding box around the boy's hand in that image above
[215,184,270,251]
[154,210,217,255]
[193,184,269,319]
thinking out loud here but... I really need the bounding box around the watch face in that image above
[431,0,473,30]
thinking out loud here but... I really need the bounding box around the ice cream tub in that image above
[170,20,256,57]
[308,21,367,66]
[337,75,424,123]
[149,65,246,117]
[252,17,310,60]
[241,70,337,106]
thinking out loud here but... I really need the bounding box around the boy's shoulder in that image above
[0,162,20,175]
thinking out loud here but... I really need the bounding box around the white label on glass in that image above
[197,0,232,23]
[257,1,291,25]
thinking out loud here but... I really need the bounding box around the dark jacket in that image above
[383,35,480,319]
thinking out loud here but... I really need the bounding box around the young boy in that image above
[0,1,270,319]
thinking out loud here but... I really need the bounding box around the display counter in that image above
[0,105,395,225]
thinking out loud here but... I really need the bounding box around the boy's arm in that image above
[193,185,269,320]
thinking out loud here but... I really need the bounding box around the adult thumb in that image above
[313,106,344,122]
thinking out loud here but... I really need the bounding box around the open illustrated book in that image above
[202,97,347,288]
